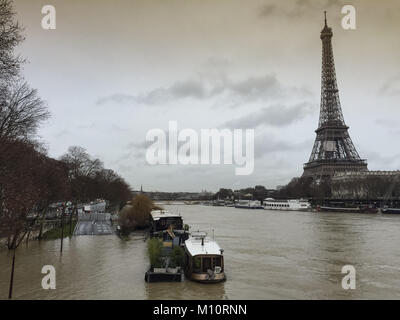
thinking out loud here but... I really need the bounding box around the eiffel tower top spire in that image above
[321,11,333,39]
[302,13,367,178]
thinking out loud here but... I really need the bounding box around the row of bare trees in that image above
[0,0,131,298]
[275,177,331,200]
[276,175,400,202]
[330,175,400,200]
[0,143,132,245]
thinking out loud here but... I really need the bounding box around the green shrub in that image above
[119,194,154,233]
[171,245,185,267]
[193,257,201,270]
[148,238,163,268]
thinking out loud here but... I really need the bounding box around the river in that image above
[1,205,400,299]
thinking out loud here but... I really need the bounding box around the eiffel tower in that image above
[303,12,367,179]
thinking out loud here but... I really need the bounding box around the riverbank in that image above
[0,220,65,250]
[41,220,77,240]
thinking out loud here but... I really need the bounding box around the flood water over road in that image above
[1,205,400,299]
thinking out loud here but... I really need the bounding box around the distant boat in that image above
[263,198,311,211]
[212,199,225,206]
[184,231,226,283]
[318,205,378,214]
[224,201,235,207]
[235,200,263,209]
[381,207,400,214]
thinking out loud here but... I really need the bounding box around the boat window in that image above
[213,257,222,270]
[202,257,212,272]
[193,257,201,272]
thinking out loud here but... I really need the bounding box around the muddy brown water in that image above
[1,205,400,299]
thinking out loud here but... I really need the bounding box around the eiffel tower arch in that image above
[303,12,368,179]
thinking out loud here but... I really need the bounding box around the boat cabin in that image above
[150,210,184,233]
[184,231,226,283]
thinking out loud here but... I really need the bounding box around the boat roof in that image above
[264,198,309,202]
[151,210,181,220]
[185,235,223,256]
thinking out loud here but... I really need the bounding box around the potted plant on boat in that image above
[166,245,185,273]
[148,238,166,272]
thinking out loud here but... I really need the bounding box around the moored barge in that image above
[234,200,263,209]
[318,205,378,214]
[381,207,400,214]
[184,232,226,283]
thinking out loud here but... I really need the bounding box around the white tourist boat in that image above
[263,198,311,211]
[234,200,263,209]
[184,231,226,283]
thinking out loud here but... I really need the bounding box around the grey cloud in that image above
[258,0,344,19]
[73,122,127,134]
[127,140,149,150]
[376,118,400,128]
[96,72,312,108]
[380,73,400,95]
[259,4,276,18]
[228,75,282,101]
[111,124,127,132]
[136,80,206,104]
[97,80,206,106]
[96,94,137,106]
[254,136,313,159]
[362,150,400,170]
[169,80,206,99]
[54,129,70,138]
[222,102,315,129]
[75,122,96,130]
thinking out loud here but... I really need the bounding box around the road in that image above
[74,212,114,235]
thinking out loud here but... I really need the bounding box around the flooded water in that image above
[1,205,400,299]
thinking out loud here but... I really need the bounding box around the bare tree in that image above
[60,146,104,238]
[0,1,49,141]
[0,81,49,140]
[61,146,103,180]
[0,139,44,298]
[0,0,24,85]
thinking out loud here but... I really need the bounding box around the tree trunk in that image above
[38,207,47,240]
[60,204,65,253]
[26,229,30,245]
[69,203,76,236]
[0,185,3,220]
[8,240,17,299]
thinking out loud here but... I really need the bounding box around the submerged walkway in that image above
[74,212,114,235]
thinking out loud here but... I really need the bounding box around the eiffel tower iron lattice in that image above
[303,12,367,179]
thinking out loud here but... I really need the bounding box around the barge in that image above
[145,209,188,283]
[381,207,400,214]
[235,200,263,209]
[318,205,378,214]
[150,210,183,233]
[145,267,184,283]
[184,231,226,283]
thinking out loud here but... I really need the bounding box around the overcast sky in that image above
[13,0,400,192]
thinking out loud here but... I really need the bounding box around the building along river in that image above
[1,204,400,299]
